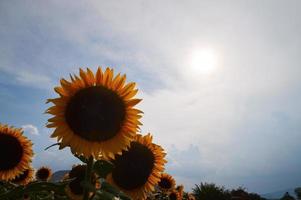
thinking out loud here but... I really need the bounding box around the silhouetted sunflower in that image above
[65,165,97,200]
[0,124,33,181]
[46,67,142,159]
[11,167,34,185]
[36,166,52,181]
[158,173,176,192]
[107,133,167,200]
[168,190,180,200]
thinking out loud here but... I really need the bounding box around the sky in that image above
[1,0,301,194]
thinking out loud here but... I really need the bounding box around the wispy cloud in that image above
[15,71,52,88]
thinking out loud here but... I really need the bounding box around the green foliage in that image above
[295,187,301,200]
[192,183,231,200]
[0,158,131,200]
[192,183,266,200]
[93,160,114,179]
[0,181,68,200]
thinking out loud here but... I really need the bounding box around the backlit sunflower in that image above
[11,167,34,185]
[0,124,33,181]
[168,190,181,200]
[158,173,176,192]
[65,165,97,200]
[107,133,167,200]
[36,166,52,181]
[46,67,142,159]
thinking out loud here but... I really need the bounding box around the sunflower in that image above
[46,67,142,159]
[107,133,167,200]
[0,124,33,181]
[168,190,181,200]
[36,166,52,181]
[176,185,184,199]
[11,167,34,185]
[188,194,196,200]
[158,173,176,192]
[65,164,97,200]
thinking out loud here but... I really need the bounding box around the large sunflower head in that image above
[65,164,97,200]
[36,166,52,181]
[168,190,181,200]
[11,167,34,185]
[158,173,176,192]
[46,67,142,159]
[0,124,33,181]
[107,133,167,200]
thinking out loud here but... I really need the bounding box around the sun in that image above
[189,48,218,75]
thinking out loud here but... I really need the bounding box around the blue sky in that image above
[1,0,301,194]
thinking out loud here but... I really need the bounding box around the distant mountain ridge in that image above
[261,188,297,199]
[50,170,70,182]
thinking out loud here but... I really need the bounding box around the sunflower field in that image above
[0,68,196,200]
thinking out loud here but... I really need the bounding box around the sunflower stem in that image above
[83,156,94,200]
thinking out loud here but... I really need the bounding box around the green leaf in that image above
[93,160,114,178]
[44,143,61,151]
[92,190,116,200]
[0,181,68,199]
[80,180,96,192]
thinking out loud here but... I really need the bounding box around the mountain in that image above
[261,188,297,199]
[50,170,70,182]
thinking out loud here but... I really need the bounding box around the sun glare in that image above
[189,48,218,75]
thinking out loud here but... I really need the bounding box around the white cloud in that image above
[22,124,39,136]
[0,64,52,89]
[15,71,52,88]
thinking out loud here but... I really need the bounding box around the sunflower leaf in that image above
[92,190,116,200]
[93,160,114,178]
[44,143,61,151]
[0,182,67,199]
[80,180,96,192]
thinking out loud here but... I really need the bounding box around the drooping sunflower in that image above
[64,164,97,200]
[158,173,176,192]
[11,167,34,185]
[36,166,52,181]
[107,133,167,200]
[168,190,181,200]
[46,67,142,159]
[0,124,33,181]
